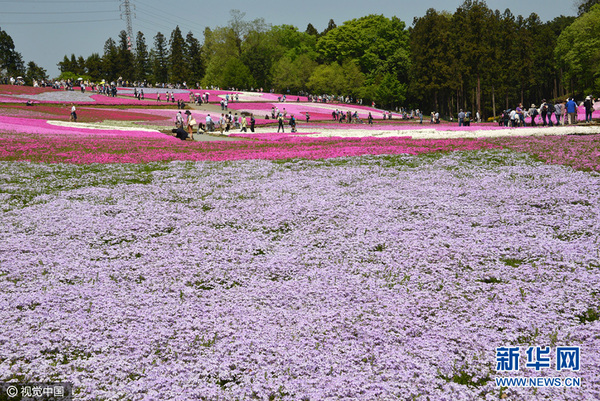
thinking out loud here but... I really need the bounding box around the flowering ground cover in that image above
[490,134,600,172]
[1,89,600,400]
[0,152,598,401]
[0,123,501,164]
[0,105,168,123]
[227,101,397,120]
[119,89,246,104]
[0,84,55,95]
[87,95,165,106]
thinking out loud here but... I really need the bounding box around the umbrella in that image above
[16,76,23,79]
[78,78,83,81]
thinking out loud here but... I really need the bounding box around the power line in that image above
[136,16,175,33]
[1,10,116,14]
[0,0,114,2]
[137,2,199,27]
[135,3,198,32]
[135,8,196,34]
[134,23,157,36]
[0,18,120,25]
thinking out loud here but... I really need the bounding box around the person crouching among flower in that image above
[169,126,194,141]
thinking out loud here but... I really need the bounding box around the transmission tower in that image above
[120,0,135,51]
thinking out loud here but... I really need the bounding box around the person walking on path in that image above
[277,113,285,133]
[566,98,577,125]
[540,100,550,126]
[529,104,538,126]
[240,115,248,132]
[458,109,465,127]
[185,110,196,140]
[250,114,256,132]
[554,101,564,126]
[584,96,593,123]
[546,102,555,126]
[70,104,77,122]
[176,111,183,128]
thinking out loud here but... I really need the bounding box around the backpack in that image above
[546,104,555,113]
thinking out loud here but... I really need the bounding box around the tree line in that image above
[410,1,598,118]
[2,0,599,117]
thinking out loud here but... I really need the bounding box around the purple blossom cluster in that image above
[0,151,599,400]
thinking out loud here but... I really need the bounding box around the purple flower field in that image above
[1,151,599,400]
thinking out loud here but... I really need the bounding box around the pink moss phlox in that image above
[489,134,600,172]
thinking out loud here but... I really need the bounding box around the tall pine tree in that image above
[168,26,187,83]
[152,32,168,84]
[135,31,150,82]
[117,30,135,81]
[102,38,118,81]
[185,32,204,85]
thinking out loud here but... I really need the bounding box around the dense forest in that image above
[1,0,599,118]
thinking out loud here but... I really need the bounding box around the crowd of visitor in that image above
[497,96,596,127]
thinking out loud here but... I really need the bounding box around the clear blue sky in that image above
[0,0,579,78]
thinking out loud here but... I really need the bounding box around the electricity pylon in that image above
[120,0,135,51]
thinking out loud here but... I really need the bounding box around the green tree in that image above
[25,61,48,83]
[488,10,522,111]
[272,54,317,92]
[523,14,558,102]
[409,9,455,114]
[69,54,82,75]
[270,24,317,60]
[240,20,274,89]
[450,0,494,116]
[185,32,204,85]
[117,30,135,81]
[77,56,86,75]
[221,57,254,89]
[321,19,337,36]
[169,26,187,83]
[305,23,319,37]
[0,28,24,75]
[577,0,600,15]
[151,32,168,83]
[57,55,76,74]
[102,38,118,81]
[307,63,344,94]
[307,61,364,95]
[58,71,92,82]
[201,26,240,86]
[555,3,600,94]
[317,15,410,81]
[547,15,577,98]
[135,31,150,82]
[85,53,103,81]
[375,73,406,108]
[228,9,250,53]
